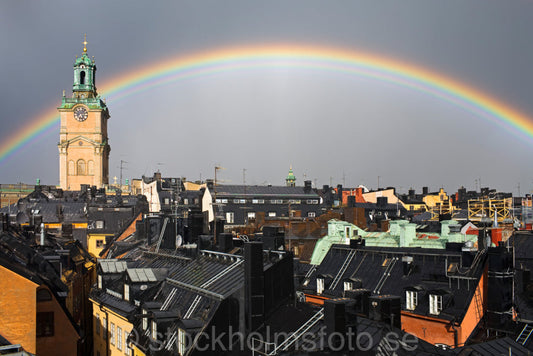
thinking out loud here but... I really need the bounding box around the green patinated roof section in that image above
[58,97,107,110]
[309,219,477,266]
[74,52,94,67]
[286,167,296,182]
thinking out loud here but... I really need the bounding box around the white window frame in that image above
[308,212,316,218]
[110,322,115,345]
[343,281,353,292]
[226,212,234,224]
[317,278,325,295]
[98,275,102,289]
[247,212,256,220]
[124,284,130,301]
[268,212,276,217]
[406,291,418,310]
[124,331,130,355]
[142,309,148,330]
[429,294,443,315]
[252,199,264,204]
[151,320,157,340]
[117,326,122,350]
[178,328,187,355]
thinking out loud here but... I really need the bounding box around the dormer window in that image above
[317,277,325,295]
[98,275,102,289]
[429,294,443,315]
[151,320,157,340]
[142,309,148,330]
[124,284,130,301]
[344,281,353,292]
[406,290,418,310]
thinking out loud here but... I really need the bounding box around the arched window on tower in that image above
[68,160,75,176]
[80,71,86,85]
[77,159,86,176]
[88,160,94,176]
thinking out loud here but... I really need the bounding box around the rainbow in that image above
[2,44,533,165]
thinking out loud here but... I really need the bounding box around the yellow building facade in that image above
[91,300,134,356]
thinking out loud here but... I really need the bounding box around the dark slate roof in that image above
[90,288,137,317]
[215,184,319,197]
[454,337,531,355]
[302,245,487,323]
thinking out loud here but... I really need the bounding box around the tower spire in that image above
[83,34,88,53]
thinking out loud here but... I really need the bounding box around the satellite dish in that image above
[176,234,183,247]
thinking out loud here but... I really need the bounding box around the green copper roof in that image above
[74,52,94,67]
[286,167,296,181]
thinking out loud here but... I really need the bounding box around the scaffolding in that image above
[468,198,513,223]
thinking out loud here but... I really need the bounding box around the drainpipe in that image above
[450,322,459,348]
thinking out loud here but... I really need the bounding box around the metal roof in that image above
[99,259,127,274]
[127,268,157,283]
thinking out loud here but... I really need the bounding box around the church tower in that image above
[58,36,110,190]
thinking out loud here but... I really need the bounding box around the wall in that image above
[36,286,80,356]
[92,301,134,356]
[0,265,38,354]
[88,233,112,258]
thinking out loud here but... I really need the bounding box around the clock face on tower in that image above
[74,107,88,122]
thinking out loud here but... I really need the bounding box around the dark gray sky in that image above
[1,0,533,194]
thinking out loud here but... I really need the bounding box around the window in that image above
[103,316,107,339]
[183,198,189,205]
[117,327,122,350]
[124,331,130,355]
[164,198,170,205]
[178,328,187,355]
[226,212,234,224]
[98,275,102,289]
[96,314,100,335]
[344,281,353,292]
[36,312,54,337]
[268,212,276,217]
[96,220,105,229]
[77,159,86,176]
[307,199,318,204]
[429,294,443,315]
[308,212,316,218]
[110,323,115,345]
[317,278,325,295]
[247,212,256,220]
[80,70,86,84]
[37,288,52,302]
[96,240,104,248]
[124,284,130,301]
[233,199,246,204]
[271,199,283,204]
[142,309,148,330]
[252,199,264,204]
[68,160,75,175]
[406,291,418,310]
[151,321,157,340]
[88,160,94,175]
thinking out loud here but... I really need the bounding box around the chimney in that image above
[206,179,214,191]
[244,242,264,332]
[304,180,312,193]
[422,186,429,195]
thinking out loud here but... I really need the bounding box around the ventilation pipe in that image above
[40,223,45,246]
